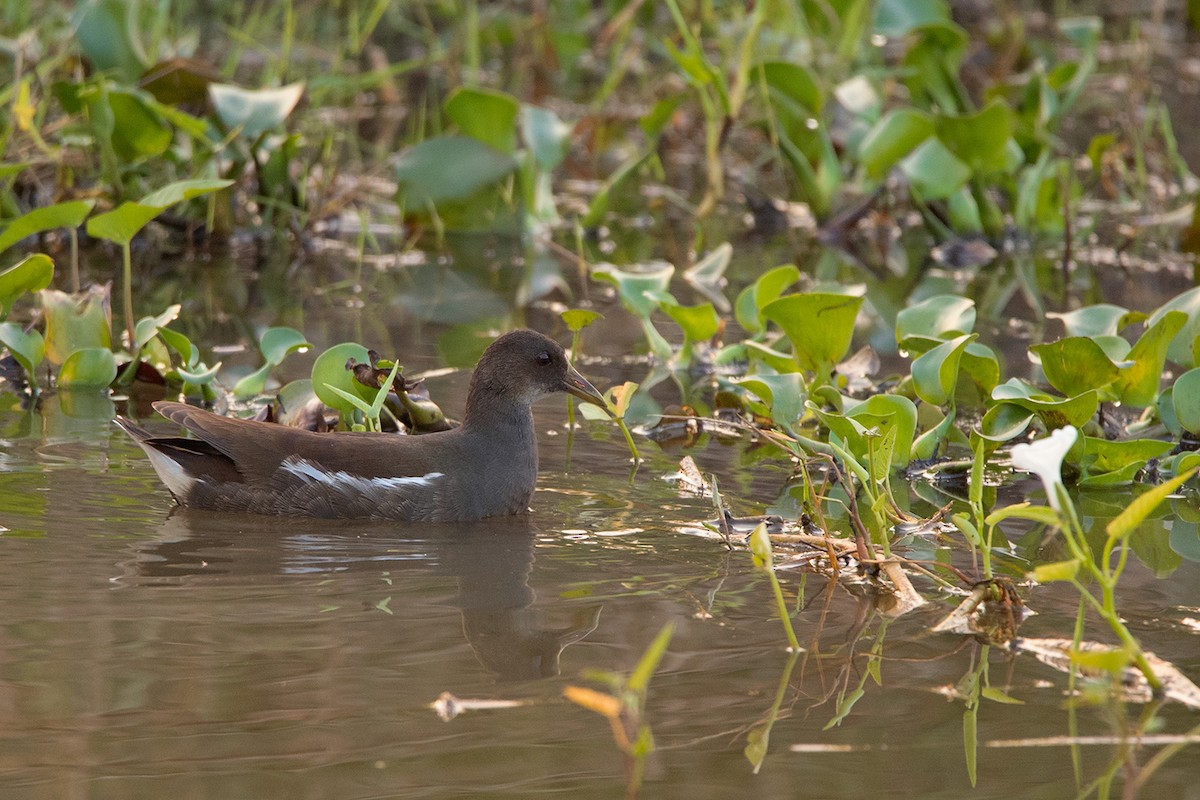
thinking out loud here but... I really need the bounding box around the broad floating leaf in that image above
[762,292,864,374]
[0,254,55,314]
[58,347,117,388]
[0,201,95,254]
[209,82,304,140]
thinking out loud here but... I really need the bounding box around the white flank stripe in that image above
[281,456,443,492]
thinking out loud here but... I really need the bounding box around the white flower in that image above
[1010,426,1078,511]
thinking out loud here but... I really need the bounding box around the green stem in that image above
[122,241,134,355]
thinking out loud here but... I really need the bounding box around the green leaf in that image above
[895,294,976,351]
[1029,336,1119,397]
[1106,468,1197,541]
[395,135,517,208]
[58,347,117,388]
[592,262,674,319]
[1029,559,1080,582]
[157,326,197,365]
[175,361,222,385]
[561,309,602,332]
[209,82,304,140]
[133,304,181,351]
[760,62,823,114]
[520,105,572,169]
[985,503,1062,527]
[627,622,675,694]
[0,253,55,314]
[762,292,864,373]
[1147,285,1200,368]
[0,201,95,254]
[1047,304,1141,338]
[232,364,272,400]
[42,287,111,365]
[0,322,44,376]
[1173,367,1200,434]
[873,0,950,36]
[936,100,1015,175]
[735,373,807,429]
[662,300,719,343]
[859,109,934,179]
[1070,647,1132,676]
[72,0,148,82]
[735,264,800,334]
[684,243,732,312]
[911,333,974,405]
[978,402,1035,442]
[311,342,374,417]
[1081,437,1174,478]
[108,89,172,160]
[445,86,520,154]
[1113,310,1187,407]
[87,179,233,246]
[900,138,971,200]
[846,394,918,468]
[259,326,311,366]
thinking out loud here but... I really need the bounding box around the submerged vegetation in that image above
[2,0,1200,797]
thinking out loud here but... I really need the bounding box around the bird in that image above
[115,329,610,521]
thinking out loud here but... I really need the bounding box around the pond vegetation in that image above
[2,1,1200,798]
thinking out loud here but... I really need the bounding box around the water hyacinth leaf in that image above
[735,264,800,334]
[209,82,304,140]
[58,347,117,388]
[985,503,1062,528]
[1172,367,1200,434]
[0,254,54,313]
[1029,336,1119,397]
[896,294,976,349]
[1047,303,1141,338]
[175,361,222,385]
[989,379,1100,430]
[0,201,95,254]
[846,394,918,468]
[936,100,1014,175]
[960,341,1001,396]
[1147,285,1200,368]
[978,402,1035,441]
[72,0,148,82]
[1130,527,1182,578]
[520,105,571,169]
[762,292,863,373]
[312,342,374,416]
[911,333,974,405]
[445,87,520,154]
[592,262,674,319]
[858,109,934,179]
[156,326,197,365]
[1081,437,1174,477]
[395,135,517,208]
[232,364,272,399]
[42,286,111,365]
[0,322,44,375]
[259,326,311,366]
[742,340,797,373]
[900,138,971,200]
[684,243,732,312]
[913,406,956,459]
[735,373,807,429]
[663,300,719,343]
[1113,310,1187,407]
[133,304,181,350]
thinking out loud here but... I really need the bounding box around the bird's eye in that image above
[536,351,552,366]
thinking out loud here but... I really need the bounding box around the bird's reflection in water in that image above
[121,509,601,681]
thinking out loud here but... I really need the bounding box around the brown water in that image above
[2,244,1200,799]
